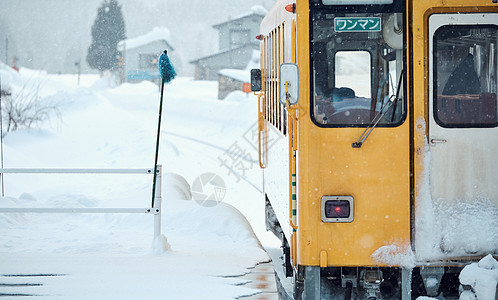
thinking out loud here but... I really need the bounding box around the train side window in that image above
[433,25,498,128]
[261,24,288,136]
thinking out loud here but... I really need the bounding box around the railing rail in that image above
[0,168,154,174]
[0,166,162,238]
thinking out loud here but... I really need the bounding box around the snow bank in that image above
[0,62,21,91]
[459,254,498,300]
[413,255,498,300]
[151,234,171,254]
[0,69,272,299]
[166,199,265,251]
[224,90,251,102]
[0,63,43,95]
[163,172,192,200]
[1,181,269,298]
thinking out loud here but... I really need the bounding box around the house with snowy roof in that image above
[217,50,260,99]
[190,5,266,81]
[118,27,177,83]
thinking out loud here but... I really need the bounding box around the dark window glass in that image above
[434,25,498,128]
[311,12,405,127]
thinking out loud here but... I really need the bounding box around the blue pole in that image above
[151,50,176,208]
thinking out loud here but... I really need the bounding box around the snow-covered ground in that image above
[0,65,279,299]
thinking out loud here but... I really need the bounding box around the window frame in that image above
[309,4,407,128]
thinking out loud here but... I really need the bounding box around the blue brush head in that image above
[158,50,177,83]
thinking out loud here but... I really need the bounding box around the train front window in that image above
[311,9,405,127]
[335,51,371,98]
[433,25,498,128]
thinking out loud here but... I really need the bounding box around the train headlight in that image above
[321,196,354,223]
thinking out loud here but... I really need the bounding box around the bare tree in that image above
[1,78,60,137]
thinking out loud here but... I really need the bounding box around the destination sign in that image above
[334,17,381,32]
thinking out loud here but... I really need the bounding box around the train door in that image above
[427,13,498,254]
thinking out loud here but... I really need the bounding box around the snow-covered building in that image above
[118,27,176,83]
[218,69,250,99]
[190,5,266,81]
[217,50,260,99]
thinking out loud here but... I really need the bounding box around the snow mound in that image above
[224,90,249,102]
[163,172,192,200]
[91,71,119,90]
[0,61,21,86]
[0,197,28,227]
[112,81,159,94]
[19,67,47,78]
[0,63,46,97]
[459,254,498,300]
[151,234,171,254]
[0,69,14,90]
[46,194,100,208]
[166,200,266,250]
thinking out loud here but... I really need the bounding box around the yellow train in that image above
[250,0,498,299]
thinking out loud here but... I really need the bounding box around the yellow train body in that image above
[256,0,498,298]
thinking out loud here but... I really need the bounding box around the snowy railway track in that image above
[164,130,263,193]
[0,273,67,298]
[231,262,278,300]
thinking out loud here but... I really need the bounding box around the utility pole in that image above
[5,38,8,64]
[75,60,81,85]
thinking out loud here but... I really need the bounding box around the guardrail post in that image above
[153,165,162,238]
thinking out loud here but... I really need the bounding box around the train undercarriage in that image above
[266,198,469,300]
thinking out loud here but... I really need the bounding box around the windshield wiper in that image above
[352,70,404,148]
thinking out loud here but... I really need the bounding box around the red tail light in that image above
[321,196,354,223]
[325,200,350,218]
[285,4,296,13]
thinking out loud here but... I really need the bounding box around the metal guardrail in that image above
[0,168,155,174]
[0,166,162,238]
